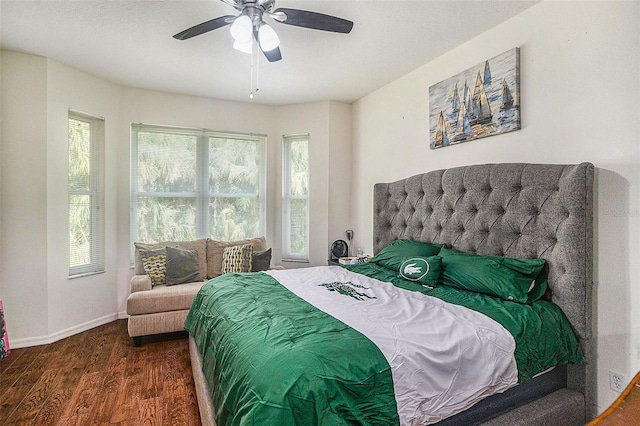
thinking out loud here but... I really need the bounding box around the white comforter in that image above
[266,266,518,425]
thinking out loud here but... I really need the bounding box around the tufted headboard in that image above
[373,162,594,417]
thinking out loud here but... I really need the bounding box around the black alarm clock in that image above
[330,240,349,260]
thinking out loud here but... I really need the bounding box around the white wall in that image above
[0,52,49,341]
[350,0,640,415]
[328,102,353,253]
[0,52,123,345]
[0,51,3,309]
[46,60,122,336]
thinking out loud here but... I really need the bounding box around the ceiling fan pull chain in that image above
[256,47,260,95]
[248,39,260,100]
[249,43,255,99]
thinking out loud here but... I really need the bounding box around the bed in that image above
[187,162,594,425]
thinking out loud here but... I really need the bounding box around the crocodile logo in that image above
[319,281,376,301]
[403,263,422,275]
[400,258,430,281]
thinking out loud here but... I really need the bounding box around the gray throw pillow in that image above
[252,248,272,272]
[165,246,203,286]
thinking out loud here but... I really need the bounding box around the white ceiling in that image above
[0,0,537,106]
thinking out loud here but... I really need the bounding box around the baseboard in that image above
[9,312,119,349]
[118,311,129,320]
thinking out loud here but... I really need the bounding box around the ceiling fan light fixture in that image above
[174,0,355,64]
[233,39,253,54]
[230,15,253,43]
[258,23,280,52]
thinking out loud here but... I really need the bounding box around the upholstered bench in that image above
[127,236,276,346]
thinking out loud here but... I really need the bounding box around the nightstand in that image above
[328,259,340,266]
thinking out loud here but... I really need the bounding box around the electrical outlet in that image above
[609,370,625,393]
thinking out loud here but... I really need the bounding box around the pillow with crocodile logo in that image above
[370,240,444,271]
[399,256,442,288]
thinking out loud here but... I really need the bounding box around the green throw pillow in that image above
[139,248,167,287]
[438,247,547,303]
[398,256,442,288]
[370,239,444,271]
[165,246,203,286]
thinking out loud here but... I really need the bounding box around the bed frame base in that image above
[190,335,216,426]
[190,336,584,426]
[484,389,584,425]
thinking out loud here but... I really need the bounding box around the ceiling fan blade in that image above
[271,8,353,34]
[173,15,236,40]
[220,0,239,8]
[253,29,282,62]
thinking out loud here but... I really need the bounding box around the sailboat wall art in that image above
[429,48,520,149]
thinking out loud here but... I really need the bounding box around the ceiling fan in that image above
[173,0,354,63]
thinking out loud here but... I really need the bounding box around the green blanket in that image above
[343,263,583,381]
[185,272,399,426]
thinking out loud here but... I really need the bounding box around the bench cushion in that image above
[127,281,206,315]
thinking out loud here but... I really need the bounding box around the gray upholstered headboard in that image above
[373,162,594,418]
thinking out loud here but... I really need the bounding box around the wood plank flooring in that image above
[0,319,201,425]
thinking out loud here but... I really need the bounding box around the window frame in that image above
[68,110,105,277]
[130,124,266,259]
[282,133,310,262]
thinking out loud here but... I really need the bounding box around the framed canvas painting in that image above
[429,48,520,149]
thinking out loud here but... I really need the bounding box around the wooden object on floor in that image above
[0,319,201,425]
[588,371,640,425]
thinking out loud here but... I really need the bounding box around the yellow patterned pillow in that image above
[221,244,253,274]
[139,248,167,286]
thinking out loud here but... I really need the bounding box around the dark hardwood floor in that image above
[0,319,201,425]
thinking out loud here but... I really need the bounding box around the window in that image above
[282,134,309,261]
[68,111,105,276]
[130,125,266,250]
